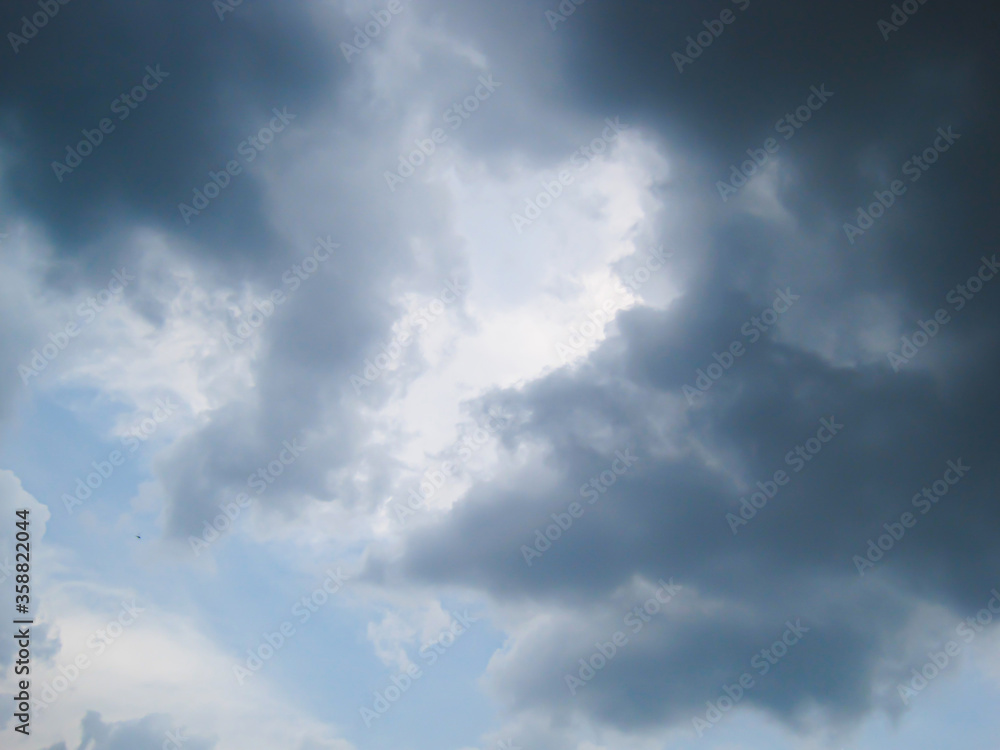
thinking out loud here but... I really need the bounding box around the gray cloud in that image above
[40,711,214,750]
[360,0,1000,732]
[3,0,998,743]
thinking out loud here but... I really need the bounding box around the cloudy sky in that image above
[1,0,999,748]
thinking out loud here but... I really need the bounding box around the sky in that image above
[1,0,999,748]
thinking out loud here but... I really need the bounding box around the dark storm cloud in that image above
[367,251,1000,728]
[553,0,999,299]
[434,0,998,306]
[0,0,347,277]
[361,0,1000,732]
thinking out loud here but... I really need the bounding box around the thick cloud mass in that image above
[0,0,347,268]
[371,282,1000,725]
[360,0,1000,735]
[2,0,998,747]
